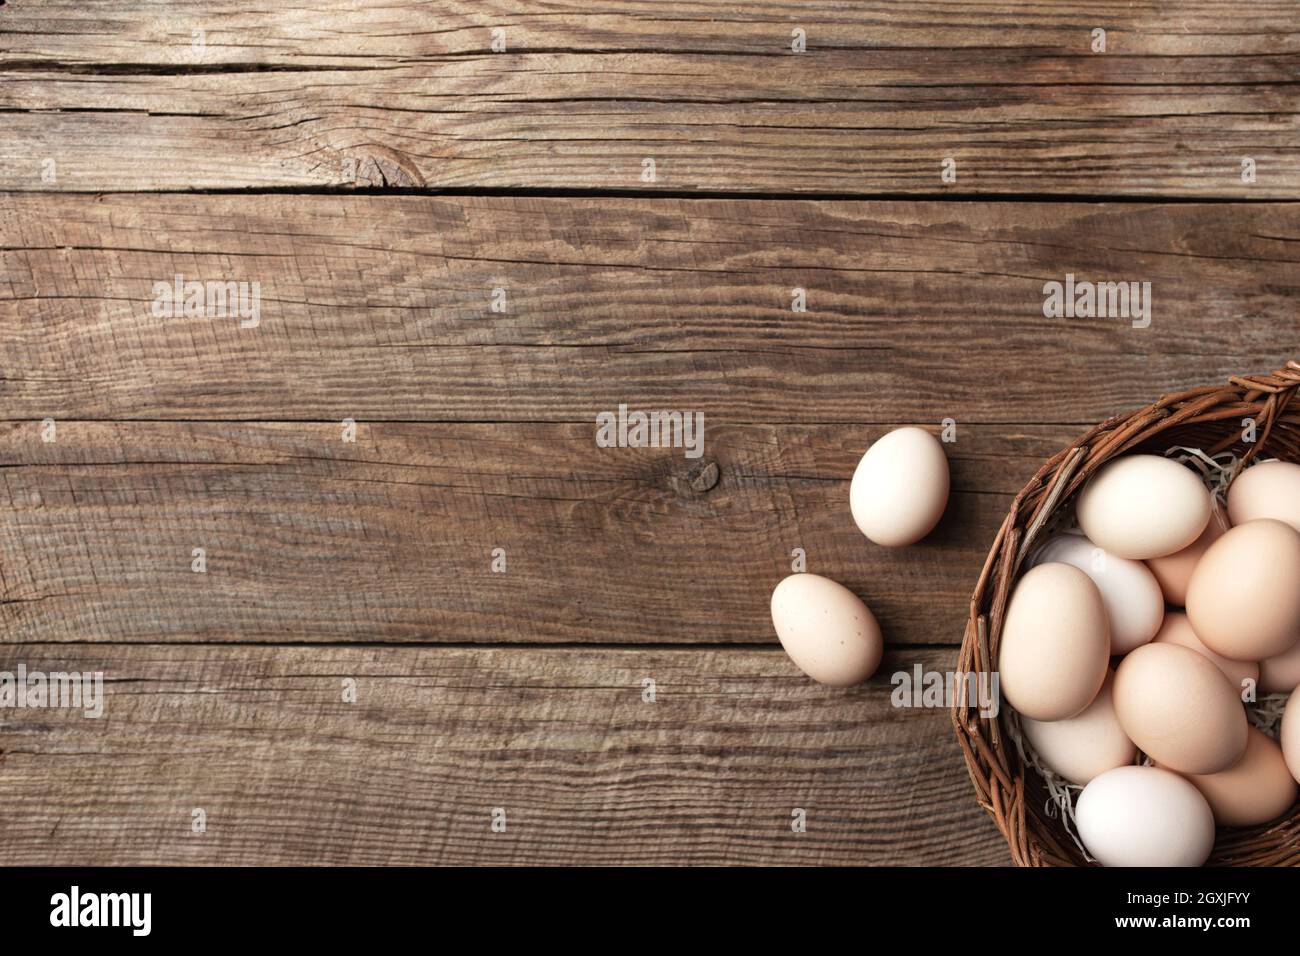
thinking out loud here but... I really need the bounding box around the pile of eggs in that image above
[767,425,1300,867]
[1005,455,1300,867]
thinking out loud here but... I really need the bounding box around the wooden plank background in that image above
[0,419,1067,647]
[5,195,1296,422]
[2,1,1298,195]
[1,0,1298,867]
[0,645,1005,865]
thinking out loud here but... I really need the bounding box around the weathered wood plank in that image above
[0,644,1009,865]
[2,1,1297,194]
[8,0,1299,65]
[2,194,1297,423]
[0,420,1071,645]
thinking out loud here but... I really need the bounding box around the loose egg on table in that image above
[849,426,949,547]
[1228,459,1300,533]
[1076,765,1215,867]
[997,562,1110,721]
[1031,533,1163,655]
[1185,518,1300,661]
[1075,455,1212,560]
[1112,642,1248,775]
[769,573,883,687]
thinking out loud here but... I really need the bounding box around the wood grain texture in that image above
[0,420,1076,646]
[2,1,1298,194]
[5,2,1297,868]
[3,193,1298,424]
[0,644,1008,865]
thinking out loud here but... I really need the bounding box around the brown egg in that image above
[1114,642,1248,775]
[770,573,883,687]
[1186,519,1300,661]
[998,563,1110,721]
[1152,611,1257,698]
[1284,688,1300,786]
[1228,460,1300,534]
[1145,494,1228,607]
[1178,726,1298,826]
[1261,639,1300,694]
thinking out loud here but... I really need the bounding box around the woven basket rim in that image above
[953,360,1300,867]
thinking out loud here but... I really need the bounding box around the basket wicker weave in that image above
[953,361,1300,866]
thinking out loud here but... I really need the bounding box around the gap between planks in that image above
[9,188,1300,205]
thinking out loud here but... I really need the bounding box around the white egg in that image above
[1020,671,1136,786]
[1076,455,1212,560]
[1076,765,1215,867]
[1031,533,1163,654]
[849,427,949,547]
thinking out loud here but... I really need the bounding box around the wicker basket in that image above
[953,361,1300,866]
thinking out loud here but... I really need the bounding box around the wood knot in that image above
[672,459,719,496]
[350,146,426,188]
